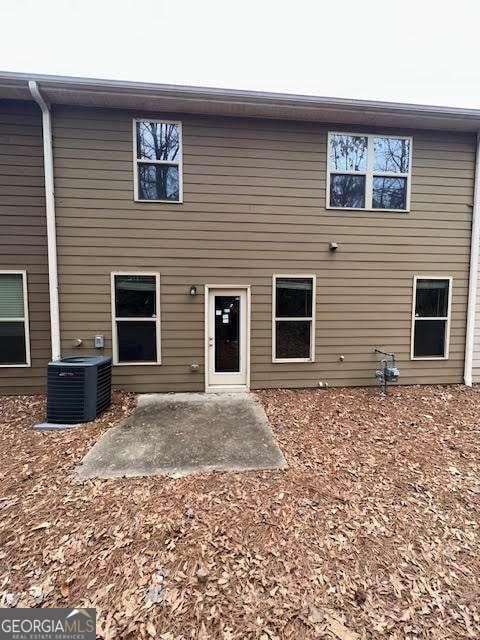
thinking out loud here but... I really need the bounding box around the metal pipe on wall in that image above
[464,132,480,386]
[28,80,61,361]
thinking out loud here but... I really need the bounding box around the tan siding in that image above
[0,100,50,394]
[52,106,475,392]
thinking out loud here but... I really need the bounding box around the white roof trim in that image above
[0,70,479,131]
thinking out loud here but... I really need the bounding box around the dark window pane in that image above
[138,164,179,201]
[276,278,313,317]
[0,321,26,364]
[275,321,311,359]
[415,279,449,317]
[414,319,446,357]
[372,176,407,209]
[136,121,180,161]
[214,295,240,372]
[330,174,365,208]
[115,275,156,318]
[374,137,410,173]
[117,321,157,362]
[329,134,368,171]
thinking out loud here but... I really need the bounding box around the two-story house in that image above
[0,72,479,395]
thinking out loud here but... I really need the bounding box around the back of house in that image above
[0,73,479,395]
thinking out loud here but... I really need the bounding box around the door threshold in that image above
[206,385,249,394]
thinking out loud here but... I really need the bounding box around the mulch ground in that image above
[0,385,479,639]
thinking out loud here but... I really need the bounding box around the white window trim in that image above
[0,270,31,368]
[272,274,316,363]
[133,118,183,203]
[111,272,161,366]
[326,131,413,213]
[410,275,452,361]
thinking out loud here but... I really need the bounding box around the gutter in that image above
[28,80,61,361]
[0,70,478,117]
[0,71,479,130]
[464,131,480,386]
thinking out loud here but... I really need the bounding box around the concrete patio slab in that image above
[75,392,287,480]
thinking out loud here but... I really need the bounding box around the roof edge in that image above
[1,71,479,132]
[0,69,479,119]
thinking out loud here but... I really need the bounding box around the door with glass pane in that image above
[207,288,247,389]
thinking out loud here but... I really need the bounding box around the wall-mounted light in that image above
[329,241,338,251]
[189,285,198,297]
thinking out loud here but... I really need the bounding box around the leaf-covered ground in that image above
[0,385,479,639]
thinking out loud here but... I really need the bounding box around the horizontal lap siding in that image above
[53,106,475,392]
[0,100,50,394]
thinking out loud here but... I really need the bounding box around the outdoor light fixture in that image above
[329,241,338,251]
[189,285,198,297]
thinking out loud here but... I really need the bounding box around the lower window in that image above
[275,320,311,359]
[411,276,451,359]
[0,271,30,366]
[112,273,161,364]
[273,275,315,361]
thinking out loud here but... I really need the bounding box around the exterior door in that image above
[207,288,248,389]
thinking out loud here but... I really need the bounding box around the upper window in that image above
[273,275,315,362]
[0,271,30,367]
[134,120,182,202]
[411,277,452,359]
[112,273,161,365]
[327,132,412,211]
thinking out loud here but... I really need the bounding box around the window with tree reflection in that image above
[328,134,368,172]
[330,174,366,208]
[327,132,411,210]
[134,120,182,201]
[372,177,407,209]
[374,137,410,173]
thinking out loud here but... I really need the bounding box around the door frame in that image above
[204,284,251,392]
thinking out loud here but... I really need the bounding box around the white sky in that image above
[1,0,479,108]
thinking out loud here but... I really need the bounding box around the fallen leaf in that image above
[326,614,359,640]
[31,522,51,531]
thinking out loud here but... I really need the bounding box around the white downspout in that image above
[464,131,480,386]
[28,80,61,361]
